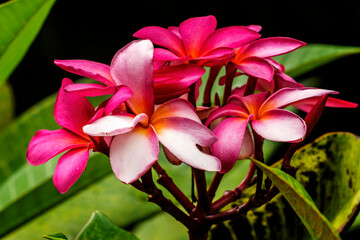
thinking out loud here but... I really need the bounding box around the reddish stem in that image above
[203,65,222,107]
[222,62,237,106]
[153,162,195,213]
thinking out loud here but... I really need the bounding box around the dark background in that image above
[8,0,360,139]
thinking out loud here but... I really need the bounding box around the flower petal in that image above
[54,59,113,85]
[55,78,95,137]
[104,85,132,115]
[200,26,260,55]
[154,88,189,104]
[242,37,306,58]
[259,87,338,115]
[205,103,249,127]
[110,40,154,116]
[153,117,221,171]
[64,83,116,96]
[110,125,159,184]
[154,64,205,94]
[83,114,137,136]
[133,26,186,56]
[151,98,201,123]
[27,129,89,165]
[179,15,217,58]
[212,117,250,173]
[292,96,358,112]
[235,57,274,81]
[251,109,306,142]
[53,147,89,193]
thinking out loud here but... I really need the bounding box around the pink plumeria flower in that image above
[205,87,338,173]
[232,37,306,81]
[82,40,221,184]
[233,72,358,112]
[26,78,131,193]
[54,56,205,104]
[133,15,261,67]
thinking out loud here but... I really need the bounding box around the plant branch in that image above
[203,65,222,107]
[153,162,195,213]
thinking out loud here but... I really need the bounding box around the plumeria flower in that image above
[232,72,358,112]
[54,55,205,104]
[26,78,131,193]
[82,40,221,184]
[205,87,338,173]
[133,15,261,67]
[232,37,306,81]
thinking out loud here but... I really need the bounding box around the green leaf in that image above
[274,44,360,78]
[43,232,68,240]
[249,157,341,240]
[0,0,56,86]
[0,82,14,131]
[76,211,139,240]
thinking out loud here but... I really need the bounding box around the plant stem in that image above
[203,65,222,107]
[222,62,237,106]
[243,76,257,96]
[207,172,224,204]
[211,162,256,212]
[253,132,264,199]
[153,162,195,213]
[138,170,198,231]
[193,168,210,212]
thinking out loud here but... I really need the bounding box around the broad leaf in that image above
[249,157,340,239]
[212,132,360,239]
[43,232,68,240]
[0,0,56,86]
[0,82,14,131]
[274,44,360,77]
[76,211,139,240]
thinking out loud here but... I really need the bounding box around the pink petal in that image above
[205,103,249,127]
[153,48,186,63]
[152,117,221,171]
[27,129,89,165]
[179,15,217,58]
[104,85,132,115]
[151,98,201,123]
[239,91,270,115]
[242,37,306,58]
[246,25,262,32]
[200,26,260,55]
[251,109,306,142]
[259,87,338,115]
[55,78,95,137]
[53,146,89,193]
[133,26,186,56]
[110,40,154,117]
[212,117,250,173]
[83,114,139,136]
[154,88,189,104]
[235,57,274,81]
[194,47,235,66]
[238,127,254,159]
[54,60,113,86]
[110,125,159,184]
[64,83,116,96]
[292,96,358,112]
[154,64,205,94]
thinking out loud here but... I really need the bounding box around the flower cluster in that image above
[27,15,357,194]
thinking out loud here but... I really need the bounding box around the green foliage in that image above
[0,1,359,238]
[0,0,56,87]
[274,44,360,77]
[211,132,360,240]
[249,158,340,240]
[76,211,139,240]
[43,233,68,240]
